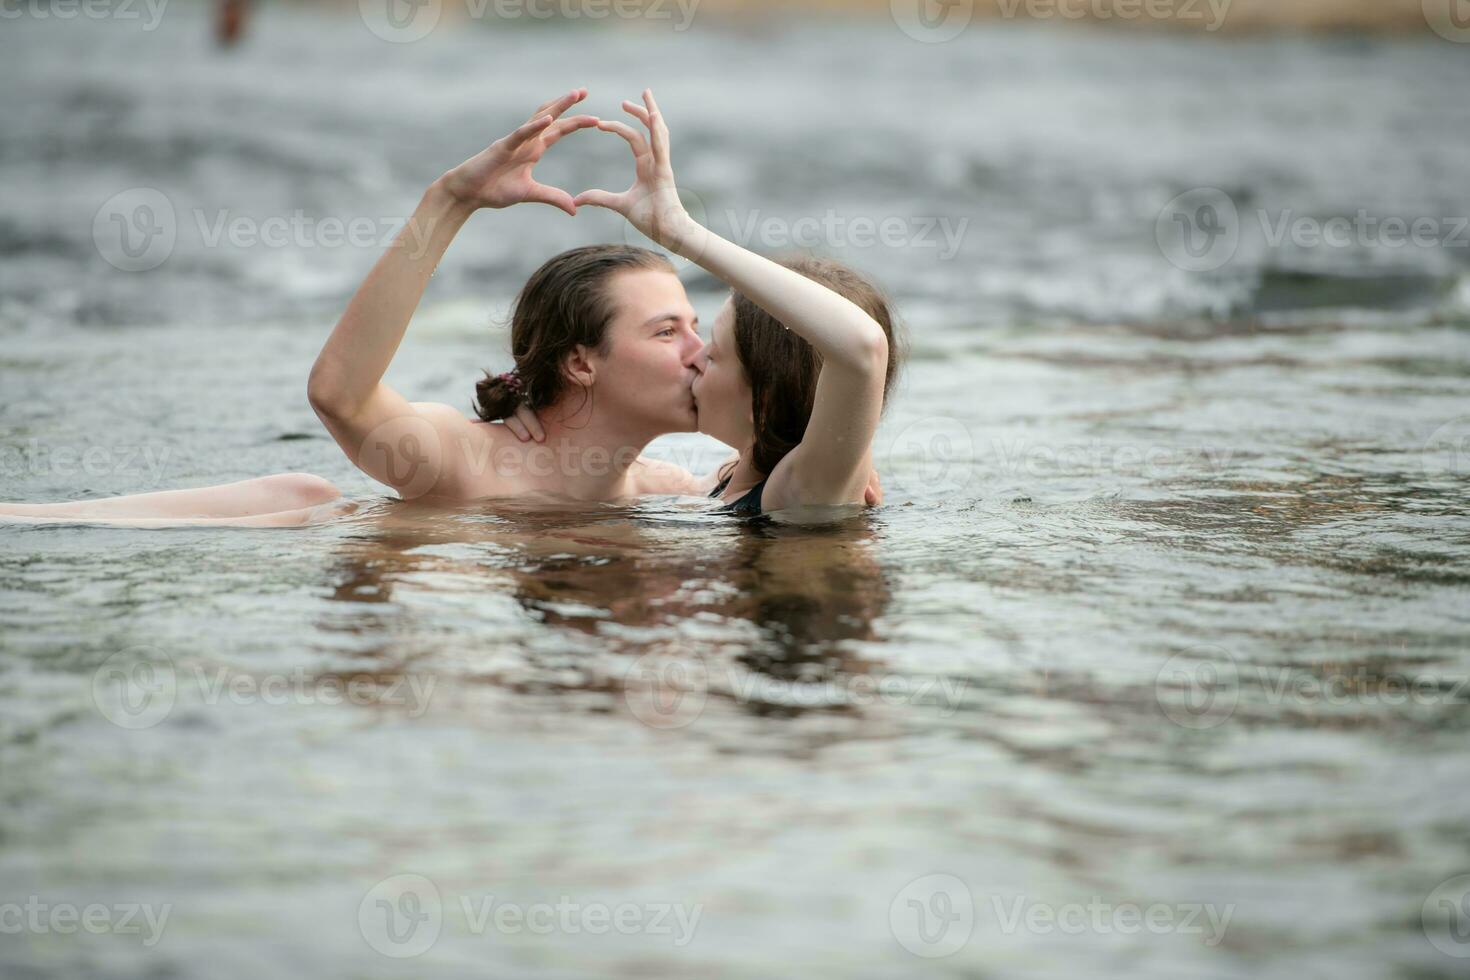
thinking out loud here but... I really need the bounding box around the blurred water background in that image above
[2,4,1469,978]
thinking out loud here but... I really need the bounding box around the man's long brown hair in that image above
[475,244,675,422]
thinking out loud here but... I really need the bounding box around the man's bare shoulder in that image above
[628,456,707,496]
[405,402,519,495]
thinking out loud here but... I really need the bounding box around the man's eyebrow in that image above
[642,312,700,327]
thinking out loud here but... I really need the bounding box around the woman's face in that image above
[690,297,754,450]
[589,269,704,437]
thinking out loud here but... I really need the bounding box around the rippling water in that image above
[3,8,1470,980]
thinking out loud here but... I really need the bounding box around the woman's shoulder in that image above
[759,448,871,512]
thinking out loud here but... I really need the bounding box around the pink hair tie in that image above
[497,371,524,394]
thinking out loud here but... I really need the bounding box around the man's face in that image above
[590,269,703,436]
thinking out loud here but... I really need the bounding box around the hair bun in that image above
[474,371,525,422]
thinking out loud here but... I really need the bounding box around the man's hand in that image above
[440,89,599,217]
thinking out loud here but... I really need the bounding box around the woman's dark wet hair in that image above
[475,244,675,422]
[730,257,903,476]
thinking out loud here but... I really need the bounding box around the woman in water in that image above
[509,88,900,516]
[0,88,897,524]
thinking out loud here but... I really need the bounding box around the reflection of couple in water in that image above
[2,88,902,528]
[323,495,898,730]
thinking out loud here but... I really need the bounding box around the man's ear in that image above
[562,344,597,390]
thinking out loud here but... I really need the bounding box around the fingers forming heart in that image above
[522,87,673,216]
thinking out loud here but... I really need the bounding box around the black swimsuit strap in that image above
[709,473,766,516]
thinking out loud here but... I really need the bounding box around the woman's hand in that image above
[574,89,705,254]
[498,402,546,444]
[864,468,883,507]
[439,89,599,217]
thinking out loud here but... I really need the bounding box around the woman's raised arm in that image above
[575,90,889,507]
[307,89,598,498]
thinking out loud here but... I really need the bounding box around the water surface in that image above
[2,9,1469,979]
